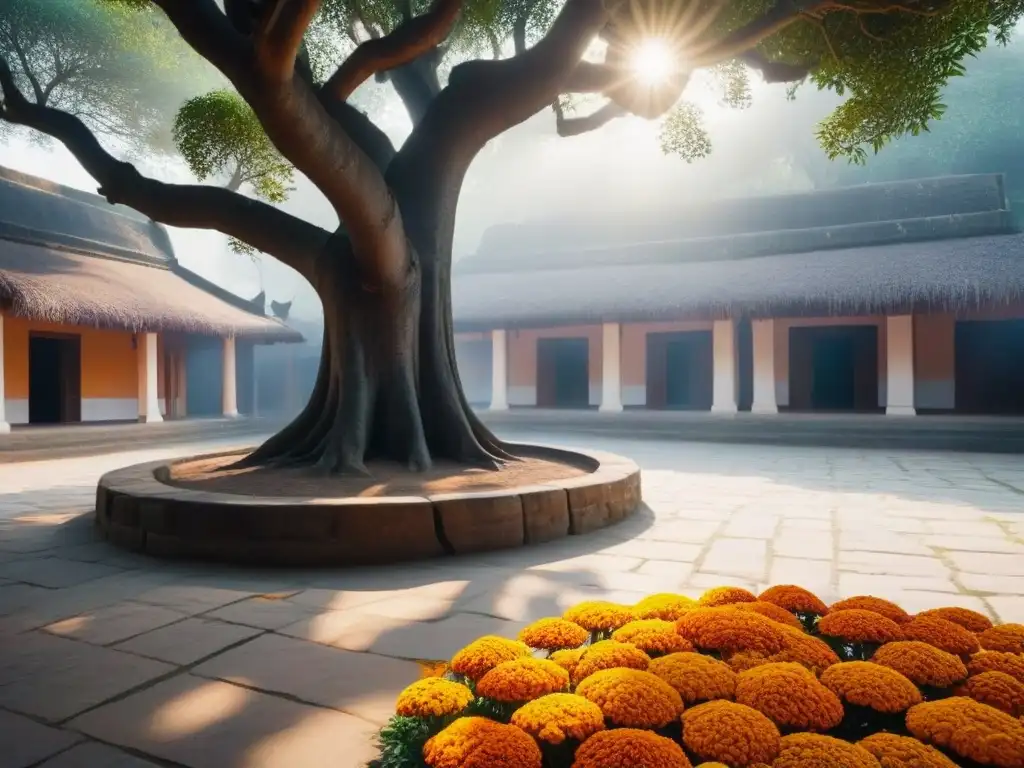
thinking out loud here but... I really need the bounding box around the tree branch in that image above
[8,27,46,104]
[254,0,322,81]
[554,99,626,136]
[688,0,828,66]
[737,50,814,82]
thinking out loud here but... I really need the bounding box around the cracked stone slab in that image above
[44,602,187,646]
[0,709,82,768]
[37,742,161,768]
[114,618,263,666]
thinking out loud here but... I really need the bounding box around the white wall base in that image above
[82,398,139,422]
[5,398,27,425]
[886,405,917,416]
[710,403,739,414]
[0,421,9,434]
[623,386,646,407]
[751,403,778,415]
[508,386,536,407]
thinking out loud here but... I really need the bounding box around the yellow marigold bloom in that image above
[633,593,698,621]
[476,657,569,702]
[759,585,829,616]
[423,716,542,768]
[907,697,1024,768]
[699,586,758,607]
[830,596,911,625]
[510,693,605,745]
[956,671,1024,717]
[549,648,585,678]
[395,678,474,718]
[518,618,589,650]
[916,606,993,633]
[648,651,737,704]
[820,661,922,713]
[901,615,980,657]
[968,651,1024,684]
[872,641,968,688]
[563,601,635,632]
[774,733,881,768]
[858,733,958,768]
[979,623,1024,654]
[818,609,903,644]
[612,619,695,655]
[734,662,844,732]
[681,700,781,767]
[417,660,450,679]
[676,607,787,655]
[735,601,804,630]
[571,639,651,684]
[450,636,530,681]
[570,729,692,768]
[575,668,684,728]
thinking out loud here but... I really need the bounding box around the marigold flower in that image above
[510,693,605,745]
[759,585,829,616]
[979,623,1024,654]
[570,729,692,768]
[699,586,759,607]
[549,648,585,678]
[901,615,980,657]
[575,668,684,728]
[676,607,787,655]
[648,651,737,704]
[395,677,474,718]
[776,625,842,673]
[819,661,922,713]
[916,606,993,633]
[612,619,694,655]
[968,651,1024,684]
[818,609,903,644]
[633,593,698,621]
[735,601,804,629]
[907,696,1024,768]
[476,657,570,702]
[571,640,651,684]
[773,733,881,768]
[857,733,958,768]
[563,601,635,632]
[423,716,542,768]
[417,660,449,679]
[955,671,1024,717]
[734,662,844,731]
[450,636,531,681]
[518,618,589,651]
[682,700,781,766]
[830,596,911,624]
[872,641,968,688]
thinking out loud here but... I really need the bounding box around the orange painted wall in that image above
[621,320,714,386]
[507,325,603,388]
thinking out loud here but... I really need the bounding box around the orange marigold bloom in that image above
[774,733,881,768]
[820,661,922,713]
[570,729,692,768]
[979,624,1024,654]
[417,660,449,679]
[830,596,911,624]
[776,625,841,673]
[549,648,585,679]
[818,609,903,644]
[575,668,684,729]
[648,651,737,704]
[699,586,759,607]
[759,585,829,616]
[734,662,844,731]
[676,607,787,655]
[450,636,530,681]
[872,641,968,688]
[423,716,542,768]
[916,606,993,633]
[907,697,1024,768]
[395,678,474,718]
[510,693,605,745]
[633,593,698,621]
[955,671,1024,717]
[571,640,651,684]
[518,618,589,650]
[612,619,695,655]
[476,657,569,702]
[901,615,980,657]
[858,733,958,768]
[563,601,635,632]
[968,651,1024,684]
[736,601,804,630]
[681,700,781,766]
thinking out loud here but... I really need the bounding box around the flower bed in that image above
[374,586,1024,768]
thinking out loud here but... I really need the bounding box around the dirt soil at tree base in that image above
[167,452,591,498]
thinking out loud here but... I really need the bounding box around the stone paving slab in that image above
[0,709,82,768]
[37,742,161,768]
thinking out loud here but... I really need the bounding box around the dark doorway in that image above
[645,331,713,409]
[28,334,81,424]
[537,337,590,408]
[789,326,879,412]
[956,319,1024,414]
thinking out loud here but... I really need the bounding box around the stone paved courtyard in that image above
[1,432,1023,767]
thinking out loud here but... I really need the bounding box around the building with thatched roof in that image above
[453,173,1024,416]
[0,166,301,432]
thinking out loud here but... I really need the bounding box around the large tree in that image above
[1,0,1020,474]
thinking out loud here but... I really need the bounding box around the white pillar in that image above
[751,319,778,414]
[222,335,239,418]
[489,329,509,411]
[886,314,916,415]
[599,322,623,412]
[711,319,738,413]
[0,313,10,434]
[136,332,163,423]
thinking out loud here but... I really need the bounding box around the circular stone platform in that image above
[94,444,641,566]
